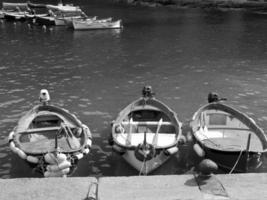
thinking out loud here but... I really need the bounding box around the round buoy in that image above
[193,143,205,158]
[197,159,218,175]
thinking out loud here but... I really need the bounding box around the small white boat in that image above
[110,86,182,175]
[72,17,122,30]
[8,89,92,177]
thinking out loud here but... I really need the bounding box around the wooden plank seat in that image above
[23,126,62,134]
[121,121,173,125]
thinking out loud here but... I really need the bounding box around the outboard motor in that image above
[142,85,155,98]
[208,92,227,103]
[39,89,50,105]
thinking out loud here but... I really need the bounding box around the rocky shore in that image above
[116,0,267,11]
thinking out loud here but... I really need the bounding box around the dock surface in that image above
[1,173,267,200]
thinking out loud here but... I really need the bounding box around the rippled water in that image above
[1,0,267,178]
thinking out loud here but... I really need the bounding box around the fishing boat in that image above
[110,86,182,175]
[8,89,92,177]
[190,93,267,173]
[35,3,84,26]
[2,2,29,21]
[72,17,122,30]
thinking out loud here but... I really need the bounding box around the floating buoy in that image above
[198,159,218,175]
[193,143,205,158]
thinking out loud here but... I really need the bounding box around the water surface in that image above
[1,0,267,178]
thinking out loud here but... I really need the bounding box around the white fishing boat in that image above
[190,93,267,173]
[8,89,92,177]
[72,17,122,30]
[110,86,182,175]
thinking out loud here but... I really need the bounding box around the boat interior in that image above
[194,109,263,151]
[16,112,83,153]
[115,109,178,148]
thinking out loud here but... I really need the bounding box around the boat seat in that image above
[24,126,61,134]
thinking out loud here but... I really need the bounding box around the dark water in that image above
[1,0,267,178]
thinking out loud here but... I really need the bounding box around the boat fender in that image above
[197,159,218,175]
[193,143,205,158]
[82,124,92,138]
[135,143,155,161]
[56,153,67,163]
[112,144,125,154]
[86,138,92,147]
[74,153,84,160]
[8,131,14,142]
[83,148,90,155]
[26,155,39,164]
[165,146,178,155]
[10,141,19,154]
[17,149,27,160]
[114,124,124,134]
[44,153,57,165]
[47,160,71,172]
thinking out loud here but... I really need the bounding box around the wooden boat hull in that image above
[111,92,181,175]
[191,102,267,173]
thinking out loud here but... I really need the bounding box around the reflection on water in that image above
[1,1,267,178]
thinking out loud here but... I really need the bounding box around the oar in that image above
[62,123,80,150]
[152,118,163,147]
[126,118,133,145]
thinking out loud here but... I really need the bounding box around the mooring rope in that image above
[229,148,243,174]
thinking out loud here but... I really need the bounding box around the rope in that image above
[229,149,243,174]
[139,156,147,176]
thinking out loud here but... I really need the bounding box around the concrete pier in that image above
[1,173,267,200]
